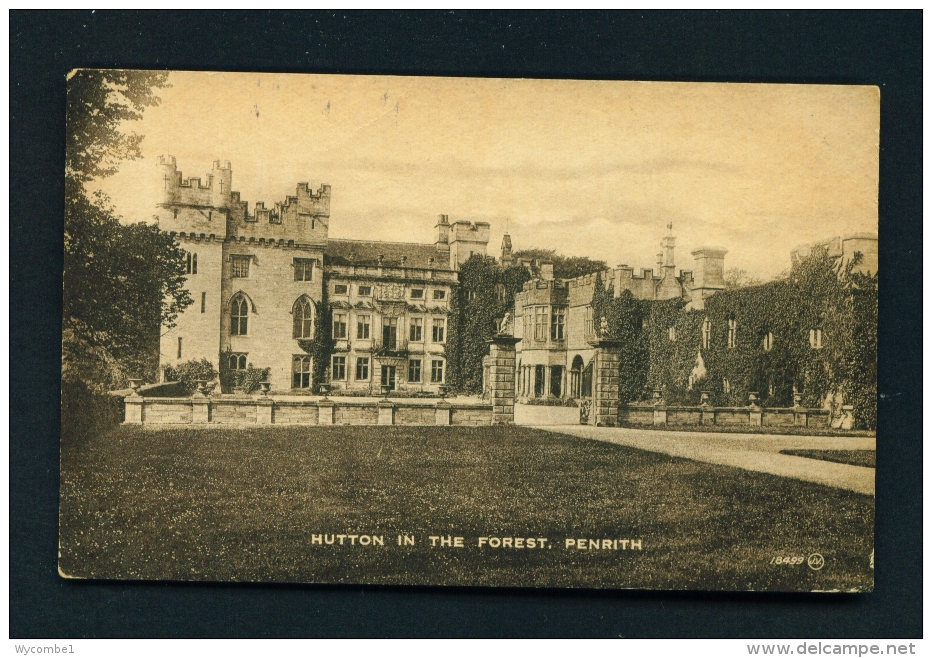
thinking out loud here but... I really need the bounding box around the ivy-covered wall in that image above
[590,273,652,404]
[298,276,334,390]
[447,255,531,394]
[642,250,877,429]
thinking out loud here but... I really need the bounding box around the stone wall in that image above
[620,404,830,429]
[123,395,493,427]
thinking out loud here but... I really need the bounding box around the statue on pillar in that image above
[498,311,513,336]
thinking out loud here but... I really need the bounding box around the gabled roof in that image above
[325,238,450,270]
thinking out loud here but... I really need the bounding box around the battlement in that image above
[157,158,330,245]
[159,155,232,211]
[295,182,331,199]
[615,265,661,281]
[449,220,491,243]
[791,233,877,275]
[522,278,570,293]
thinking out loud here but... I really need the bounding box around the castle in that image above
[509,224,729,400]
[157,157,489,393]
[157,158,876,401]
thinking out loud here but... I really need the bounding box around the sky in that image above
[94,71,879,280]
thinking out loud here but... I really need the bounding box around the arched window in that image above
[231,294,249,336]
[293,297,313,338]
[701,318,711,349]
[494,283,506,302]
[762,331,774,352]
[727,318,737,348]
[668,326,676,342]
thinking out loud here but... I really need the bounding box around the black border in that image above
[10,10,921,638]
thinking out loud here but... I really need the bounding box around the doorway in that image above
[534,365,545,398]
[381,365,397,390]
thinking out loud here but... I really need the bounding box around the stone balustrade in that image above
[123,395,492,427]
[619,404,830,428]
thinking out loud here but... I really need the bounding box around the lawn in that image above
[780,449,877,468]
[59,425,874,591]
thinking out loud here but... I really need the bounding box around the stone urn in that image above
[127,378,143,395]
[748,391,760,407]
[651,388,663,405]
[438,384,450,399]
[793,392,803,408]
[258,381,271,396]
[194,379,208,396]
[380,384,392,398]
[700,391,711,406]
[317,383,331,399]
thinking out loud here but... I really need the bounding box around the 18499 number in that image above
[770,556,804,565]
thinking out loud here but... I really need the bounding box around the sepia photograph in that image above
[59,70,878,592]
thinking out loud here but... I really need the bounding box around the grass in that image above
[59,425,874,592]
[780,449,876,468]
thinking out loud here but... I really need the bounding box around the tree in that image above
[512,248,607,279]
[66,69,170,183]
[724,267,763,290]
[63,70,190,391]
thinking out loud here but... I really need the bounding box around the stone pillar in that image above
[318,400,334,425]
[256,398,273,425]
[487,337,520,425]
[700,392,714,425]
[588,339,622,427]
[123,394,143,424]
[794,409,809,427]
[653,406,668,426]
[435,399,451,426]
[192,397,210,424]
[378,400,395,425]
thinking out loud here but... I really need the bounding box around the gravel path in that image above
[534,425,876,496]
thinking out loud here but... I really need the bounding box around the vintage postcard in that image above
[60,71,877,591]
